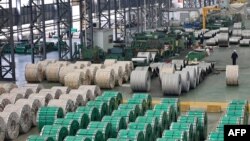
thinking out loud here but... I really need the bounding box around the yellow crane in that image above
[202,6,221,29]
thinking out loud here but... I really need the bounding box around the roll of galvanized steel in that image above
[130,70,151,92]
[102,116,127,138]
[69,89,94,105]
[53,118,79,136]
[39,89,62,99]
[95,96,116,114]
[37,107,64,131]
[0,93,23,105]
[0,83,17,93]
[102,91,122,105]
[186,65,200,85]
[55,61,70,66]
[59,94,83,110]
[239,38,250,46]
[206,38,217,46]
[95,69,116,89]
[128,123,152,141]
[65,112,89,129]
[64,72,84,89]
[15,99,42,126]
[37,60,53,80]
[29,93,53,106]
[117,129,144,141]
[172,59,185,70]
[69,63,84,69]
[161,73,182,96]
[76,129,104,141]
[87,101,108,118]
[118,104,141,117]
[75,61,91,67]
[159,64,175,78]
[145,110,167,132]
[127,99,147,115]
[162,130,188,141]
[25,63,43,82]
[88,66,98,84]
[22,84,44,93]
[45,64,62,82]
[161,98,180,119]
[208,131,223,141]
[154,104,175,126]
[78,85,102,97]
[114,62,130,82]
[176,70,190,92]
[104,59,117,67]
[74,69,91,85]
[137,52,151,63]
[48,99,74,114]
[4,104,32,133]
[40,125,68,141]
[217,33,229,47]
[27,135,54,141]
[0,111,19,140]
[76,107,100,121]
[87,121,112,140]
[242,30,250,38]
[90,64,105,69]
[182,67,197,89]
[58,66,76,84]
[51,86,71,94]
[226,65,239,86]
[120,61,134,70]
[232,30,242,36]
[64,136,91,141]
[107,66,123,86]
[10,87,33,98]
[112,109,135,124]
[170,122,193,141]
[177,115,199,141]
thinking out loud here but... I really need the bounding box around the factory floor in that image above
[8,45,250,140]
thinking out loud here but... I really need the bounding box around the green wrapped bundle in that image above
[76,107,100,121]
[154,104,175,127]
[37,107,64,131]
[177,115,199,141]
[87,121,112,140]
[127,99,147,114]
[102,91,123,105]
[102,116,127,138]
[162,130,187,141]
[170,122,193,141]
[128,122,152,141]
[27,135,54,141]
[65,112,89,129]
[87,101,109,118]
[76,129,104,141]
[40,125,68,141]
[208,131,224,141]
[112,109,135,124]
[64,136,91,141]
[145,110,167,133]
[132,93,152,109]
[226,106,247,124]
[53,118,79,135]
[160,98,180,118]
[117,129,144,141]
[156,138,180,141]
[225,110,246,125]
[107,139,130,141]
[219,115,241,125]
[95,96,116,114]
[118,104,141,117]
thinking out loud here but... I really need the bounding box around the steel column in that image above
[97,0,111,28]
[114,0,126,42]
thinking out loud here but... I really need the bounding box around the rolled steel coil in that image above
[4,103,32,133]
[86,101,108,118]
[55,61,70,66]
[37,107,64,131]
[198,62,212,74]
[242,30,250,38]
[206,38,217,46]
[217,33,229,47]
[161,74,182,96]
[76,107,100,121]
[176,70,190,92]
[229,36,241,44]
[48,99,74,114]
[233,22,242,29]
[39,89,62,99]
[118,104,141,118]
[0,87,5,95]
[59,66,76,84]
[170,122,193,141]
[64,72,85,89]
[76,129,104,141]
[95,96,116,114]
[114,62,130,82]
[15,99,42,126]
[118,61,134,70]
[240,39,250,46]
[64,136,91,141]
[69,63,84,69]
[40,125,68,141]
[161,98,180,118]
[10,87,33,98]
[130,70,151,92]
[159,64,175,79]
[0,83,17,93]
[112,109,135,124]
[145,110,167,133]
[0,111,19,140]
[135,66,152,74]
[90,64,105,69]
[59,94,83,110]
[102,116,127,138]
[74,69,91,85]
[128,123,152,141]
[0,92,23,106]
[45,64,62,82]
[102,91,123,105]
[65,112,90,129]
[53,118,79,136]
[22,84,44,93]
[106,66,123,86]
[37,60,53,80]
[183,67,197,89]
[219,27,229,33]
[154,104,175,126]
[137,52,152,63]
[127,99,147,115]
[186,65,200,85]
[29,93,53,106]
[104,59,117,67]
[172,59,185,70]
[25,63,43,82]
[78,85,102,97]
[95,69,116,89]
[75,61,91,67]
[232,30,242,37]
[87,121,112,140]
[88,66,98,84]
[177,116,199,141]
[132,93,152,109]
[162,130,187,141]
[198,69,206,83]
[51,86,71,94]
[69,89,94,105]
[226,65,239,86]
[27,135,54,141]
[117,129,144,141]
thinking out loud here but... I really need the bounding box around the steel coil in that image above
[172,59,185,70]
[27,135,54,141]
[132,93,152,110]
[64,72,84,89]
[25,63,43,82]
[88,66,98,84]
[186,65,200,85]
[128,123,152,141]
[76,107,100,121]
[0,116,3,140]
[29,93,53,106]
[232,30,242,37]
[87,121,112,140]
[154,104,175,126]
[0,87,5,95]
[69,63,84,69]
[162,130,187,141]
[118,104,141,117]
[4,103,32,133]
[22,84,44,93]
[53,118,79,136]
[76,129,104,141]
[95,96,116,114]
[182,67,197,89]
[45,64,62,82]
[90,64,105,69]
[217,33,229,47]
[208,131,223,141]
[130,70,151,92]
[37,60,54,80]
[104,59,117,67]
[55,61,70,66]
[177,116,199,141]
[48,99,74,114]
[161,98,180,118]
[65,112,89,129]
[102,116,127,138]
[59,66,76,84]
[74,69,91,85]
[0,111,19,140]
[0,93,23,107]
[127,99,147,115]
[64,136,91,141]
[206,38,217,46]
[40,125,68,141]
[95,69,116,89]
[15,99,42,126]
[75,61,91,67]
[233,22,242,29]
[102,91,122,105]
[37,107,64,131]
[239,39,250,46]
[219,27,229,33]
[242,30,250,38]
[78,85,101,97]
[226,65,238,86]
[159,64,175,79]
[176,70,190,92]
[161,74,182,95]
[107,66,123,86]
[39,89,62,99]
[51,86,71,94]
[69,89,94,105]
[59,94,83,110]
[137,52,151,64]
[114,62,130,82]
[112,109,135,124]
[170,122,193,141]
[117,129,144,141]
[0,83,17,93]
[145,110,167,133]
[87,101,108,118]
[10,87,33,98]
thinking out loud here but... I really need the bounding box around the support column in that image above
[97,0,111,29]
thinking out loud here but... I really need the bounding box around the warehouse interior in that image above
[0,0,250,140]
